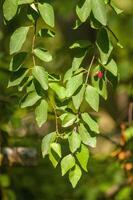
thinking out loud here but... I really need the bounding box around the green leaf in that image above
[27,5,39,22]
[9,52,27,71]
[49,82,66,100]
[41,132,56,158]
[110,2,123,14]
[35,99,48,127]
[49,143,62,168]
[85,85,99,112]
[61,154,75,176]
[38,3,55,28]
[92,67,108,100]
[104,59,118,76]
[79,123,97,148]
[21,91,41,108]
[90,13,102,29]
[18,0,33,5]
[38,29,55,38]
[72,51,86,71]
[3,0,18,21]
[76,144,89,171]
[72,85,85,110]
[32,66,48,90]
[49,148,59,168]
[50,143,62,158]
[70,40,91,49]
[8,69,28,88]
[96,28,113,65]
[33,48,52,62]
[63,68,73,83]
[68,131,81,153]
[62,113,77,128]
[10,26,30,55]
[92,0,107,26]
[81,113,99,133]
[66,73,83,98]
[69,164,82,188]
[76,0,91,22]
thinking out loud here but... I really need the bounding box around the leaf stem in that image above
[32,20,37,67]
[85,55,95,85]
[106,26,119,42]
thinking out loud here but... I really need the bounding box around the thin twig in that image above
[99,134,122,148]
[106,26,119,42]
[32,20,37,67]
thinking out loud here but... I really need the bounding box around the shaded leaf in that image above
[66,73,83,97]
[9,52,27,71]
[79,123,97,148]
[69,164,82,188]
[105,59,117,76]
[72,84,85,110]
[96,28,113,65]
[81,113,99,133]
[49,82,66,100]
[21,91,41,108]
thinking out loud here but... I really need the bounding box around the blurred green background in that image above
[0,0,133,199]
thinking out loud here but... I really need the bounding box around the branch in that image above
[1,147,38,166]
[105,178,133,198]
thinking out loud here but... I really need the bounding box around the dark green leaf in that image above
[8,69,28,88]
[9,52,27,71]
[96,28,113,65]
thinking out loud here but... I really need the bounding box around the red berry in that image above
[97,71,104,79]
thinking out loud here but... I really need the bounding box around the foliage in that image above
[1,0,124,188]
